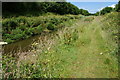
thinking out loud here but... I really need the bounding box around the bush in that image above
[3,19,18,30]
[25,28,34,36]
[47,23,55,30]
[32,20,43,27]
[16,17,27,24]
[50,18,60,25]
[19,25,27,31]
[33,25,44,35]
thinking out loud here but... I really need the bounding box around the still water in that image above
[3,35,41,54]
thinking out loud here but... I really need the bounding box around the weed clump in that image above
[63,29,79,45]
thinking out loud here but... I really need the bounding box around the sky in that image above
[66,0,118,2]
[67,1,118,13]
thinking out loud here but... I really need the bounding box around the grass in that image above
[2,12,119,78]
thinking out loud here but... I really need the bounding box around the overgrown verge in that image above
[100,12,119,56]
[2,15,82,78]
[2,12,119,78]
[2,14,83,43]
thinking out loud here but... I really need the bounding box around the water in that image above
[2,29,57,55]
[2,35,41,54]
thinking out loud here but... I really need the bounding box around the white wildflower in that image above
[100,52,103,55]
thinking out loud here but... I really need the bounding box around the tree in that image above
[79,9,90,16]
[49,2,80,15]
[2,2,81,16]
[94,11,99,16]
[100,7,113,15]
[115,1,120,12]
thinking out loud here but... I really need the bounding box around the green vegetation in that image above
[115,1,120,12]
[79,9,90,16]
[3,2,90,18]
[94,1,120,16]
[2,14,83,43]
[2,1,119,79]
[94,7,114,16]
[2,12,119,78]
[100,7,114,15]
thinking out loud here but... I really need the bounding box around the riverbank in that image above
[2,13,83,44]
[2,15,83,55]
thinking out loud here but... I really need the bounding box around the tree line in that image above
[94,1,120,16]
[2,2,90,17]
[2,1,119,17]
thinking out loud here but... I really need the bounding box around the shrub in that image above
[47,23,55,31]
[32,20,43,27]
[5,38,14,43]
[50,18,60,25]
[19,25,27,31]
[25,28,34,36]
[16,17,27,24]
[2,14,82,43]
[33,25,44,35]
[12,34,24,40]
[3,19,18,30]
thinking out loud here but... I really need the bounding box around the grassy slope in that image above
[3,12,119,78]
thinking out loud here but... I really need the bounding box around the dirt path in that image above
[63,16,118,78]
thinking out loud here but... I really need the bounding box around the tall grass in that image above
[2,12,119,78]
